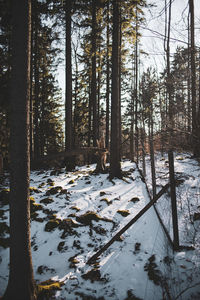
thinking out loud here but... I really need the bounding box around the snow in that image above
[0,153,200,299]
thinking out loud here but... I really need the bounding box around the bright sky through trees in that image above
[140,0,200,73]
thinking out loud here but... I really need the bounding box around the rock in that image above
[194,212,200,221]
[44,219,60,232]
[40,198,54,205]
[117,210,130,217]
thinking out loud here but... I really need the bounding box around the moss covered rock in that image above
[117,210,130,217]
[45,186,63,196]
[129,197,140,203]
[37,279,64,299]
[45,219,60,232]
[40,197,54,205]
[29,187,40,195]
[76,211,103,225]
[100,198,111,205]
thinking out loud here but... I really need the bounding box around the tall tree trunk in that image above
[91,0,97,146]
[97,44,101,140]
[30,16,34,164]
[149,110,156,199]
[3,0,37,299]
[119,6,122,158]
[166,0,173,147]
[65,0,73,151]
[109,0,122,179]
[105,0,110,149]
[189,0,198,156]
[33,1,40,160]
[187,13,191,135]
[65,0,75,170]
[135,9,139,164]
[73,42,79,147]
[88,78,92,147]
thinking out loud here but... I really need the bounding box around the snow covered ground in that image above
[0,152,200,299]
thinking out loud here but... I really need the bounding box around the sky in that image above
[140,0,200,73]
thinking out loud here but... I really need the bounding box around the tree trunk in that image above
[3,0,37,299]
[33,1,40,160]
[65,0,75,170]
[135,9,139,164]
[109,0,122,179]
[30,15,34,164]
[105,0,110,149]
[166,0,173,147]
[189,0,198,156]
[91,0,97,147]
[65,0,73,151]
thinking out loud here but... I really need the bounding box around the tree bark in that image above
[189,0,198,156]
[91,0,97,147]
[33,1,40,160]
[105,0,110,149]
[109,0,122,179]
[65,0,73,151]
[3,0,37,299]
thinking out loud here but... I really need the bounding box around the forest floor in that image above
[0,152,200,299]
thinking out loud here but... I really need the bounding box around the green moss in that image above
[37,279,64,298]
[176,157,184,161]
[29,187,40,194]
[68,179,75,184]
[45,219,60,232]
[30,199,43,213]
[30,196,35,202]
[40,197,54,205]
[117,210,130,217]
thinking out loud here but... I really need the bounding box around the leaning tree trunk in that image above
[109,0,122,179]
[3,0,37,299]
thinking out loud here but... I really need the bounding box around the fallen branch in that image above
[87,183,170,264]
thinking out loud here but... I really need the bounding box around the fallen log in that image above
[87,182,170,264]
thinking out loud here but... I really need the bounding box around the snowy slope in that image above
[0,155,200,299]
